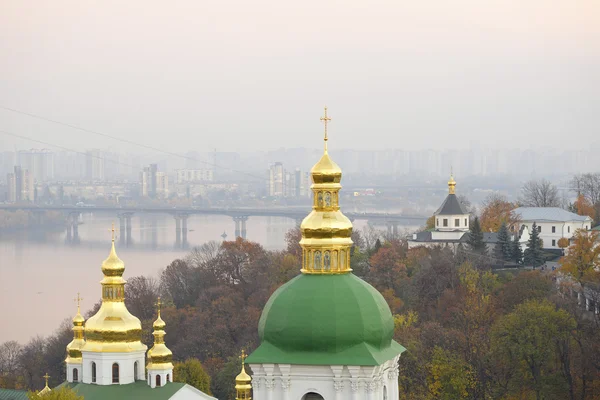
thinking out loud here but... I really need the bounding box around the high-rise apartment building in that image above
[268,162,285,197]
[140,164,168,199]
[17,149,54,182]
[86,150,106,181]
[175,169,214,183]
[6,166,34,203]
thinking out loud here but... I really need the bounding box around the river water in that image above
[0,213,297,343]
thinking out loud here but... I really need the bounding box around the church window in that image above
[332,250,338,270]
[568,226,571,233]
[314,251,322,270]
[384,386,388,400]
[436,218,439,227]
[538,226,542,232]
[324,192,331,207]
[323,251,331,270]
[317,192,323,207]
[167,374,170,383]
[302,393,324,400]
[464,218,467,226]
[455,219,459,227]
[134,361,138,380]
[552,239,556,247]
[552,226,556,233]
[156,375,162,387]
[112,363,119,384]
[340,250,346,269]
[91,362,96,383]
[443,219,448,227]
[73,368,78,382]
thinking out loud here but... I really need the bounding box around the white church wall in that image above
[250,355,400,400]
[169,384,218,400]
[81,351,146,385]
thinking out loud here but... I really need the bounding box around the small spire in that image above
[235,349,252,399]
[74,292,83,314]
[320,106,331,153]
[448,170,457,195]
[43,373,50,387]
[156,296,162,318]
[240,349,247,366]
[111,222,116,242]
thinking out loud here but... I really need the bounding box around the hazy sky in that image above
[0,0,598,153]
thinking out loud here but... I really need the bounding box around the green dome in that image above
[246,273,405,366]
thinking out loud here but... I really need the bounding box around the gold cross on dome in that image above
[110,223,116,241]
[156,297,162,316]
[320,106,331,150]
[74,292,83,311]
[240,349,247,365]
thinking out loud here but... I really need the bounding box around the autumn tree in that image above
[174,358,212,394]
[480,193,519,233]
[125,276,160,320]
[428,346,476,399]
[160,259,200,308]
[571,173,600,224]
[559,230,600,289]
[523,222,544,268]
[519,179,560,207]
[27,386,83,400]
[572,194,597,221]
[490,300,576,400]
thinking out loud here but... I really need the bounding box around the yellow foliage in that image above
[394,310,419,330]
[480,195,519,232]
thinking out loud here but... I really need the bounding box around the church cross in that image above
[74,292,83,312]
[240,349,247,365]
[320,106,332,151]
[43,373,50,387]
[156,297,162,316]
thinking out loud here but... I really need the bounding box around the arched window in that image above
[91,362,96,383]
[166,374,170,383]
[134,361,138,380]
[73,368,78,382]
[302,393,324,400]
[112,363,119,384]
[384,385,388,400]
[156,374,162,387]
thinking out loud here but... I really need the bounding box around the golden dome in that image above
[235,350,252,399]
[300,107,353,274]
[448,172,456,195]
[65,293,86,363]
[82,231,147,353]
[147,297,173,370]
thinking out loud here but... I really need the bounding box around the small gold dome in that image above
[235,350,252,399]
[311,152,342,184]
[147,297,173,370]
[66,298,86,363]
[448,173,456,195]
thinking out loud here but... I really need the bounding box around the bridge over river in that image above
[0,205,426,248]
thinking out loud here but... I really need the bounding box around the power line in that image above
[0,105,265,181]
[0,129,138,170]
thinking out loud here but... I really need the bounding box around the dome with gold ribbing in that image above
[300,106,353,274]
[235,350,252,400]
[81,226,147,353]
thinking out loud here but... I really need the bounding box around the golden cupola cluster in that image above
[65,293,86,363]
[81,226,147,353]
[147,297,174,370]
[235,350,252,400]
[299,107,353,274]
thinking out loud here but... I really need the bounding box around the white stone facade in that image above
[66,361,82,383]
[81,350,146,385]
[521,221,591,249]
[147,367,174,388]
[249,355,400,400]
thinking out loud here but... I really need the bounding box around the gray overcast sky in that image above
[0,0,598,153]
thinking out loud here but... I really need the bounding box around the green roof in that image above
[0,388,28,400]
[58,381,186,400]
[592,225,600,231]
[247,273,405,366]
